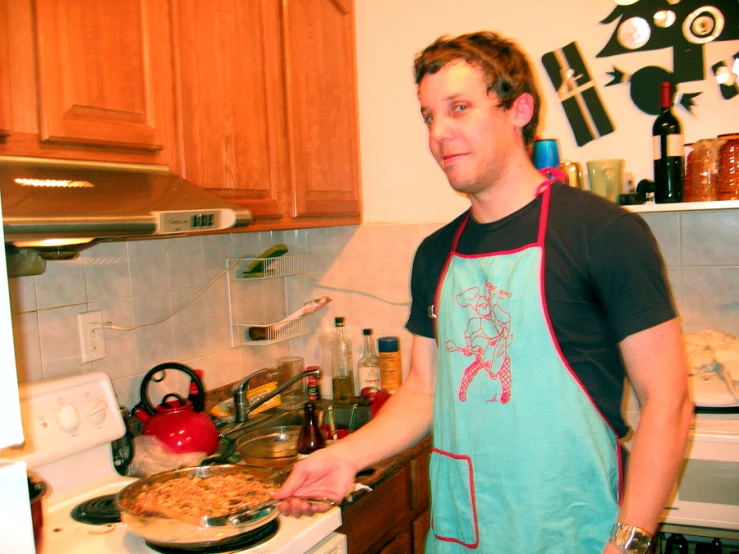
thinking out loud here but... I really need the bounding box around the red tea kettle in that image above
[133,362,219,455]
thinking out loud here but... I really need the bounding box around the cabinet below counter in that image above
[339,436,432,554]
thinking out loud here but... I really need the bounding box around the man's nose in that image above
[429,116,453,142]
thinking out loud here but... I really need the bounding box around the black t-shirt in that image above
[406,182,676,437]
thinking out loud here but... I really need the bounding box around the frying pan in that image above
[115,464,288,548]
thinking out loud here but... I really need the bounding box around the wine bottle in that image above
[653,81,684,203]
[297,400,325,456]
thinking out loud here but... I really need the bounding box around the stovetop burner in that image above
[145,519,280,553]
[71,494,122,525]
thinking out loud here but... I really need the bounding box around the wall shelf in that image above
[226,254,311,347]
[627,200,739,213]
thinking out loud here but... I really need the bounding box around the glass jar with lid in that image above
[689,138,722,202]
[718,133,739,200]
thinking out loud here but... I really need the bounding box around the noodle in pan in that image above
[131,473,275,519]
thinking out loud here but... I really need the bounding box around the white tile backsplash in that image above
[34,257,86,310]
[9,212,738,404]
[82,241,131,302]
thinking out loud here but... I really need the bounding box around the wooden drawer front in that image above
[410,447,431,510]
[340,467,410,553]
[380,530,412,554]
[34,0,173,151]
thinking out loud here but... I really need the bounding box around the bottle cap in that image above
[363,328,372,335]
[335,316,345,326]
[378,336,399,352]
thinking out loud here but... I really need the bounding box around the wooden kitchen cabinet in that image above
[172,0,362,231]
[339,442,432,553]
[0,0,178,166]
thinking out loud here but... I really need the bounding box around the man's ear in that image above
[509,93,534,129]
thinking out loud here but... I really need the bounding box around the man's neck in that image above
[468,160,547,223]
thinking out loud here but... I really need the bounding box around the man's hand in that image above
[272,446,359,517]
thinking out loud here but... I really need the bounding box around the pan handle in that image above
[223,498,337,526]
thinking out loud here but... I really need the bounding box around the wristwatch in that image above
[608,521,653,553]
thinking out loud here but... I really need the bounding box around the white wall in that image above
[355,0,739,223]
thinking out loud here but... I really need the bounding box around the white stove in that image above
[11,371,343,554]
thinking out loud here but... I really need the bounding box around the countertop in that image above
[345,435,432,507]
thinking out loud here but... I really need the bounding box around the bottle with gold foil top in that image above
[378,336,402,393]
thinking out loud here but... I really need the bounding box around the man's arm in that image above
[604,318,693,553]
[274,334,437,515]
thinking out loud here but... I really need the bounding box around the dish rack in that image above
[226,254,311,346]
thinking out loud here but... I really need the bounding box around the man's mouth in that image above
[441,153,468,166]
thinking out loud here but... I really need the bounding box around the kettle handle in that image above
[139,362,206,414]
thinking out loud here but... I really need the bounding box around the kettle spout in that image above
[132,405,152,424]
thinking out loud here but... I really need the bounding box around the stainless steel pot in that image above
[115,464,286,548]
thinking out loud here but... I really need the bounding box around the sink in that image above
[215,401,372,468]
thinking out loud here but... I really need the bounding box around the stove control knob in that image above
[82,398,107,425]
[57,403,82,432]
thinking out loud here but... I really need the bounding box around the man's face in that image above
[418,61,519,195]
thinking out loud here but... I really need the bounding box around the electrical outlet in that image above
[77,311,106,363]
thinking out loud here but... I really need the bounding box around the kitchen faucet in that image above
[233,366,321,423]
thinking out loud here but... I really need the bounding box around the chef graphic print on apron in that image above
[427,180,621,554]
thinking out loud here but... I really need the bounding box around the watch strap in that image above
[608,521,653,554]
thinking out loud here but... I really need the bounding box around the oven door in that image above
[661,422,739,531]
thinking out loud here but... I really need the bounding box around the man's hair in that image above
[413,31,540,146]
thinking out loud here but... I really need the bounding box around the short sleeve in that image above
[406,241,436,339]
[588,212,677,342]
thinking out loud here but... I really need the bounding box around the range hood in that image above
[0,157,253,277]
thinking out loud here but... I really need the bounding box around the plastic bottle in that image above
[378,336,402,393]
[317,319,335,400]
[357,329,381,394]
[297,400,325,457]
[331,317,354,402]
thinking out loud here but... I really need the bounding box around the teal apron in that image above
[426,179,621,553]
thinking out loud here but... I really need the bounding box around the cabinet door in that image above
[0,0,12,137]
[413,509,430,553]
[283,0,361,219]
[33,0,175,155]
[172,0,287,220]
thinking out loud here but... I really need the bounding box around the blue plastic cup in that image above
[532,139,561,170]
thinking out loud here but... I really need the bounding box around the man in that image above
[274,31,693,553]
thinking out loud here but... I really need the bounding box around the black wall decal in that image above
[597,0,739,116]
[542,42,615,146]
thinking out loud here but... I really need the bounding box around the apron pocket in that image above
[429,448,479,548]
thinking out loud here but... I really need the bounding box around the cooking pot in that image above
[115,464,286,548]
[133,362,219,455]
[28,472,48,552]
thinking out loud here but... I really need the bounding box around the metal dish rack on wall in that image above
[226,253,311,346]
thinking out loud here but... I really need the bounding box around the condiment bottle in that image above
[357,328,381,394]
[305,366,321,401]
[665,533,689,554]
[297,400,325,457]
[317,319,335,399]
[331,317,354,402]
[378,336,402,393]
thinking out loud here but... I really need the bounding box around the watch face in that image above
[618,17,651,49]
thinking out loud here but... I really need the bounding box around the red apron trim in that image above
[430,448,480,549]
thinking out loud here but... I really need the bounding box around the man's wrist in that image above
[608,521,653,554]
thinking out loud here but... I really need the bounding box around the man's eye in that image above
[453,104,469,113]
[423,114,433,125]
